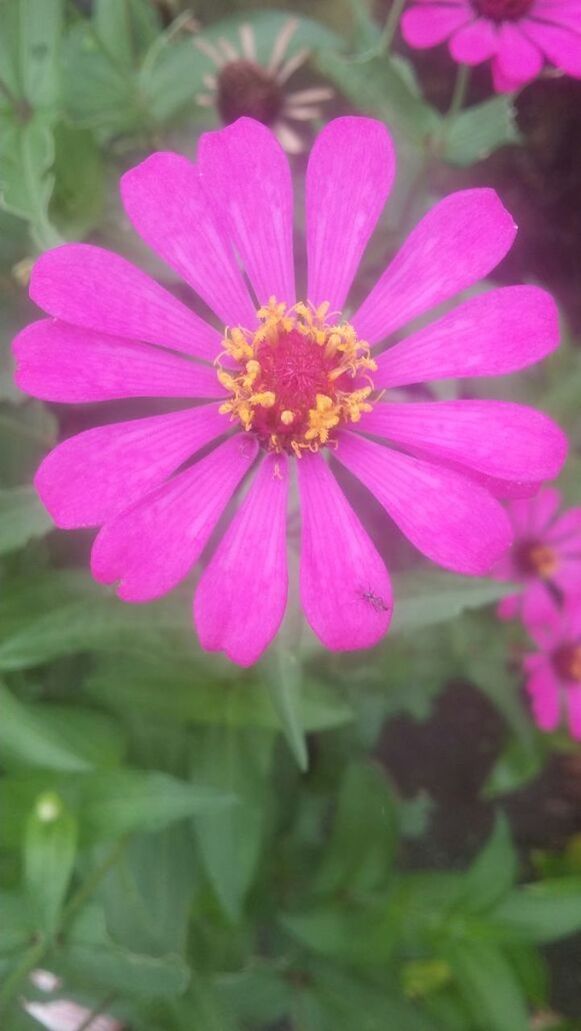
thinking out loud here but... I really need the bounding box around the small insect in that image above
[359,587,389,613]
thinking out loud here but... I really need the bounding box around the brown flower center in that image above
[514,540,558,579]
[553,644,581,683]
[474,0,534,19]
[216,60,283,126]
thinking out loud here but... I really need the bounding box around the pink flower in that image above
[524,598,581,738]
[401,0,581,92]
[494,488,581,627]
[13,117,566,665]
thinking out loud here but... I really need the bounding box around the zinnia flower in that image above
[13,116,566,665]
[524,598,581,738]
[195,19,333,153]
[494,488,581,625]
[401,0,581,92]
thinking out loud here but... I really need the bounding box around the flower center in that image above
[553,644,581,683]
[514,540,558,579]
[473,0,534,20]
[217,299,376,456]
[216,60,283,126]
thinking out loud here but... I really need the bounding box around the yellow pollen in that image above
[215,297,377,455]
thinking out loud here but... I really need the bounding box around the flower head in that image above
[494,488,581,626]
[13,116,566,665]
[195,20,333,153]
[401,0,581,92]
[524,598,581,738]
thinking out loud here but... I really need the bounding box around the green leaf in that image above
[191,727,274,921]
[491,879,581,944]
[93,0,159,66]
[0,686,125,772]
[458,814,518,914]
[0,113,61,248]
[0,891,35,954]
[390,571,518,636]
[62,23,144,135]
[63,903,190,998]
[80,769,235,840]
[0,486,51,555]
[0,0,63,108]
[100,824,196,957]
[0,588,192,671]
[281,904,397,967]
[315,761,397,895]
[87,652,354,732]
[446,939,529,1031]
[49,124,104,238]
[261,644,308,771]
[24,791,77,933]
[0,684,95,772]
[316,51,440,144]
[483,736,546,798]
[444,96,520,166]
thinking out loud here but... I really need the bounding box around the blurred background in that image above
[1,0,581,1028]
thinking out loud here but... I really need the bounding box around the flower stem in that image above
[0,838,127,1020]
[380,0,407,55]
[446,63,471,122]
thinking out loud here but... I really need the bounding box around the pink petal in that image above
[194,453,289,666]
[491,59,527,93]
[509,487,561,537]
[357,400,567,484]
[563,597,581,640]
[13,320,222,403]
[372,286,558,387]
[449,18,499,64]
[29,245,220,362]
[91,435,258,602]
[35,404,227,529]
[522,580,558,629]
[334,432,513,574]
[546,509,581,549]
[495,23,543,84]
[552,559,581,597]
[353,191,517,346]
[497,594,521,621]
[306,117,396,311]
[526,663,560,732]
[198,117,295,306]
[567,687,581,740]
[401,5,471,47]
[297,452,392,651]
[531,0,581,32]
[522,20,581,77]
[121,152,257,328]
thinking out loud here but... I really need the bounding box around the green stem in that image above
[0,839,127,1019]
[446,63,471,122]
[379,0,407,55]
[0,937,46,1016]
[76,992,117,1031]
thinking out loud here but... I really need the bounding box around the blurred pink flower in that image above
[524,598,581,738]
[401,0,581,92]
[494,488,581,626]
[13,117,566,665]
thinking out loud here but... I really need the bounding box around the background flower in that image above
[524,597,581,736]
[494,487,581,626]
[401,0,581,91]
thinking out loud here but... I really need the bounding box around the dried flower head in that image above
[195,20,333,152]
